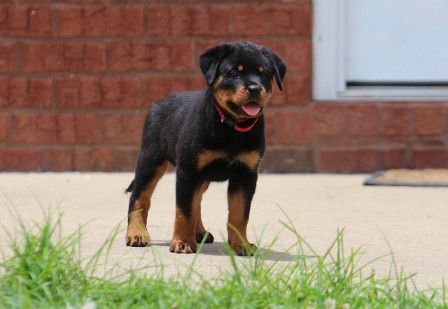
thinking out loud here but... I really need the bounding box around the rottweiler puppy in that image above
[125,41,286,256]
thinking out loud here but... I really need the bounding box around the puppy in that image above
[125,41,286,256]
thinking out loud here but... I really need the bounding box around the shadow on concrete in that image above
[150,240,315,262]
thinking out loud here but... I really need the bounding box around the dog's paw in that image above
[126,229,150,247]
[231,242,258,256]
[195,231,214,244]
[169,240,197,254]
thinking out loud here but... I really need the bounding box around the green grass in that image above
[0,210,447,308]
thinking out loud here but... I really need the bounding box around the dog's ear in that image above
[199,43,234,85]
[262,48,287,91]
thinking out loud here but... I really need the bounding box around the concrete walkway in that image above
[1,172,447,289]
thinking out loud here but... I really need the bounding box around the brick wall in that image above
[0,0,447,172]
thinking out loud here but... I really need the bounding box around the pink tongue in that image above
[242,103,261,116]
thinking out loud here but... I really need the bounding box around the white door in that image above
[345,0,448,84]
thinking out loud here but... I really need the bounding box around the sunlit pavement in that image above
[1,172,447,289]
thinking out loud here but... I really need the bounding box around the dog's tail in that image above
[125,179,134,194]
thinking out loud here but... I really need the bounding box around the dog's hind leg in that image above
[126,152,168,247]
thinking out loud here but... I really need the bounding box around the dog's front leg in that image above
[227,171,258,256]
[170,173,208,254]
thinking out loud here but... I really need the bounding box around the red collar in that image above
[213,103,259,133]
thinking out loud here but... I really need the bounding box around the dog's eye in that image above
[227,69,239,77]
[261,70,270,78]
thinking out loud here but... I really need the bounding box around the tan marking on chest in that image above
[235,151,261,171]
[197,150,228,170]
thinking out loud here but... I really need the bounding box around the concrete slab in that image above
[1,172,447,289]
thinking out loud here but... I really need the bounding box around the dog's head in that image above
[199,41,286,119]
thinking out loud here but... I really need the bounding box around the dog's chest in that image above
[196,149,260,173]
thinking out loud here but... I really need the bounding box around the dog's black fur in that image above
[125,41,286,256]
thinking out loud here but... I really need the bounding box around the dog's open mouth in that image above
[241,102,261,117]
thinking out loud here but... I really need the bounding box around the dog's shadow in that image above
[150,240,312,262]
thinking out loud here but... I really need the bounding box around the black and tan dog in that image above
[125,41,286,256]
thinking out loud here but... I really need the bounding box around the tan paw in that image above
[126,229,150,247]
[169,239,197,254]
[230,242,257,256]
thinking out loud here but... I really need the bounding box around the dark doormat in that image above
[364,169,448,187]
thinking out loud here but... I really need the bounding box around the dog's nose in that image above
[246,84,261,95]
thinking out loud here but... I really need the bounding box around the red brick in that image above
[23,0,102,3]
[347,103,379,137]
[147,5,231,36]
[261,148,313,172]
[263,111,276,146]
[146,6,170,36]
[317,149,350,172]
[143,75,204,103]
[0,41,15,72]
[75,114,98,144]
[74,147,137,171]
[56,77,142,108]
[355,149,378,172]
[56,77,101,108]
[413,147,448,169]
[414,103,445,136]
[317,148,377,173]
[12,113,97,144]
[101,113,145,144]
[417,136,445,146]
[0,7,52,37]
[316,146,409,173]
[49,149,74,171]
[0,77,52,107]
[13,113,57,144]
[232,5,311,36]
[74,147,112,171]
[110,148,138,171]
[110,0,197,2]
[277,111,310,145]
[0,149,44,171]
[271,74,310,106]
[28,7,52,36]
[380,104,413,137]
[377,147,408,169]
[278,0,310,3]
[0,114,9,142]
[55,8,81,37]
[108,40,193,72]
[101,77,142,108]
[6,7,29,30]
[20,42,105,72]
[57,7,144,37]
[313,103,347,136]
[57,114,97,144]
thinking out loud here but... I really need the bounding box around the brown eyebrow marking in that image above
[258,66,264,73]
[237,64,244,72]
